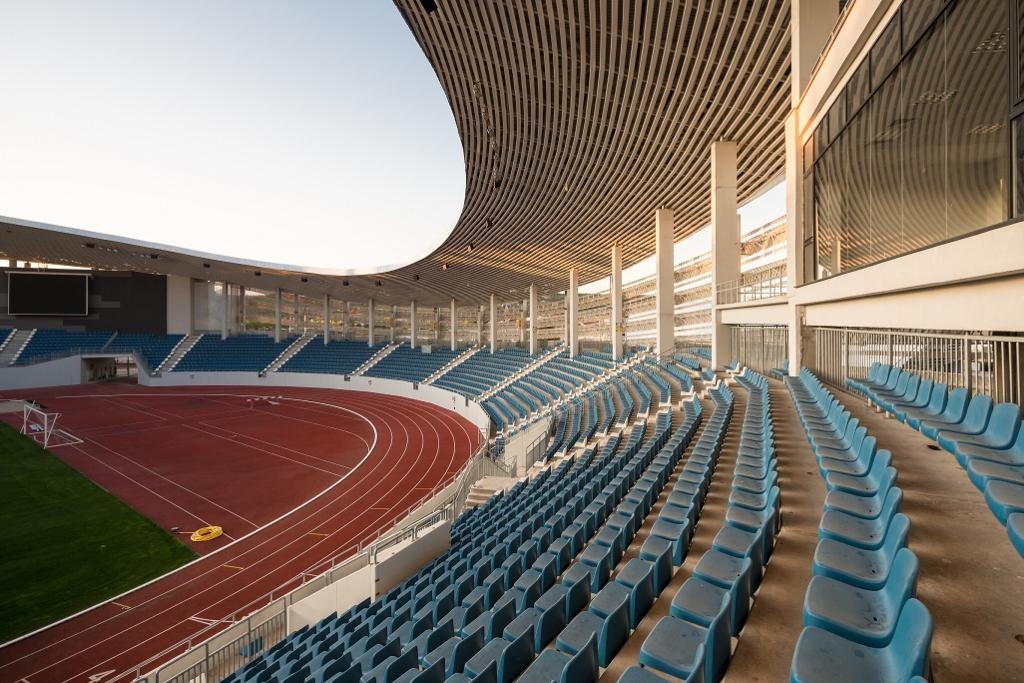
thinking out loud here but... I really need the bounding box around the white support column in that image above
[489,294,498,354]
[567,268,579,357]
[711,141,740,371]
[655,208,675,359]
[221,282,230,340]
[528,284,538,356]
[274,288,282,343]
[434,307,440,343]
[410,300,418,348]
[323,294,330,344]
[239,286,246,333]
[367,298,375,346]
[786,110,804,376]
[611,243,623,361]
[477,305,484,346]
[786,1,836,375]
[520,300,527,343]
[391,305,397,344]
[293,295,301,335]
[450,300,457,349]
[342,301,350,340]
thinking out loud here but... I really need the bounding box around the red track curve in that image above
[0,385,482,683]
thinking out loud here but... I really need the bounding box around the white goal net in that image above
[21,403,81,448]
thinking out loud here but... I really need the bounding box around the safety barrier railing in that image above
[129,438,491,683]
[715,265,788,305]
[812,327,1024,405]
[729,325,789,374]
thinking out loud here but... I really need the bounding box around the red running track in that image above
[0,384,482,683]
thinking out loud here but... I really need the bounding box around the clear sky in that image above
[0,0,465,272]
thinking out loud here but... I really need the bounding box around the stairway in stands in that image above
[261,333,317,376]
[0,329,32,366]
[353,341,399,375]
[158,334,202,373]
[425,346,482,384]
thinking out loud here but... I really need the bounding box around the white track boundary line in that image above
[0,391,377,654]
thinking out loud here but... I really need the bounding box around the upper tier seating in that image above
[364,344,463,383]
[786,368,933,682]
[280,338,387,375]
[105,333,184,370]
[223,388,705,683]
[15,329,114,365]
[847,362,1023,558]
[174,334,297,372]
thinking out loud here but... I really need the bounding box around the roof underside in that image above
[1,0,790,306]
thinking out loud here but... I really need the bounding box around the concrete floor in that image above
[723,379,826,682]
[839,388,1024,683]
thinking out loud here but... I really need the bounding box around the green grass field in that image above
[0,423,196,643]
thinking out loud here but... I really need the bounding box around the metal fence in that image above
[729,326,788,374]
[715,265,788,305]
[130,439,495,683]
[813,327,1024,405]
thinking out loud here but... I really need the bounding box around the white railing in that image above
[813,327,1024,405]
[729,325,788,374]
[130,438,494,683]
[715,265,788,305]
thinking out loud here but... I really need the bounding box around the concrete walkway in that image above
[841,389,1024,682]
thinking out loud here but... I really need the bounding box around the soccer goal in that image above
[21,402,82,449]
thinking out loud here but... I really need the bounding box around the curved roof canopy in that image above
[2,0,790,306]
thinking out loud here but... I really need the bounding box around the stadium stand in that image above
[14,329,114,365]
[173,333,298,372]
[364,344,464,383]
[105,333,184,371]
[280,338,389,375]
[846,363,1024,557]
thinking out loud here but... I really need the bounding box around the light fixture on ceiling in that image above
[301,277,308,283]
[442,263,449,270]
[254,271,262,277]
[203,263,211,268]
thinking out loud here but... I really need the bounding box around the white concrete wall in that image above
[371,521,451,599]
[287,561,372,632]
[719,302,789,326]
[141,371,491,433]
[166,275,192,335]
[0,355,86,390]
[504,416,552,473]
[805,275,1024,332]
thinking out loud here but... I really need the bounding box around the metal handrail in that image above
[715,265,788,305]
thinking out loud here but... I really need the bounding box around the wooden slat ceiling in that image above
[0,0,790,307]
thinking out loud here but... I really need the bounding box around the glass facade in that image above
[805,0,1009,280]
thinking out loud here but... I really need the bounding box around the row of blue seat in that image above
[787,369,933,683]
[848,363,1024,557]
[174,334,298,372]
[364,345,464,383]
[634,371,781,683]
[105,332,184,370]
[225,391,696,683]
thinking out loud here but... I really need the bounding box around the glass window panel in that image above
[1018,0,1024,103]
[870,68,904,262]
[902,0,944,50]
[828,90,848,142]
[814,118,829,159]
[848,59,872,115]
[901,17,947,253]
[815,140,845,279]
[844,105,874,270]
[871,16,903,91]
[944,0,1008,236]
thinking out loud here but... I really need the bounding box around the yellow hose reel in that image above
[190,525,223,542]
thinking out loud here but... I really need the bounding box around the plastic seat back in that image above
[986,403,1022,445]
[938,387,969,423]
[562,633,598,683]
[499,627,535,681]
[890,599,934,680]
[960,395,994,432]
[884,548,920,611]
[598,593,631,666]
[450,628,485,678]
[908,379,933,406]
[866,450,893,486]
